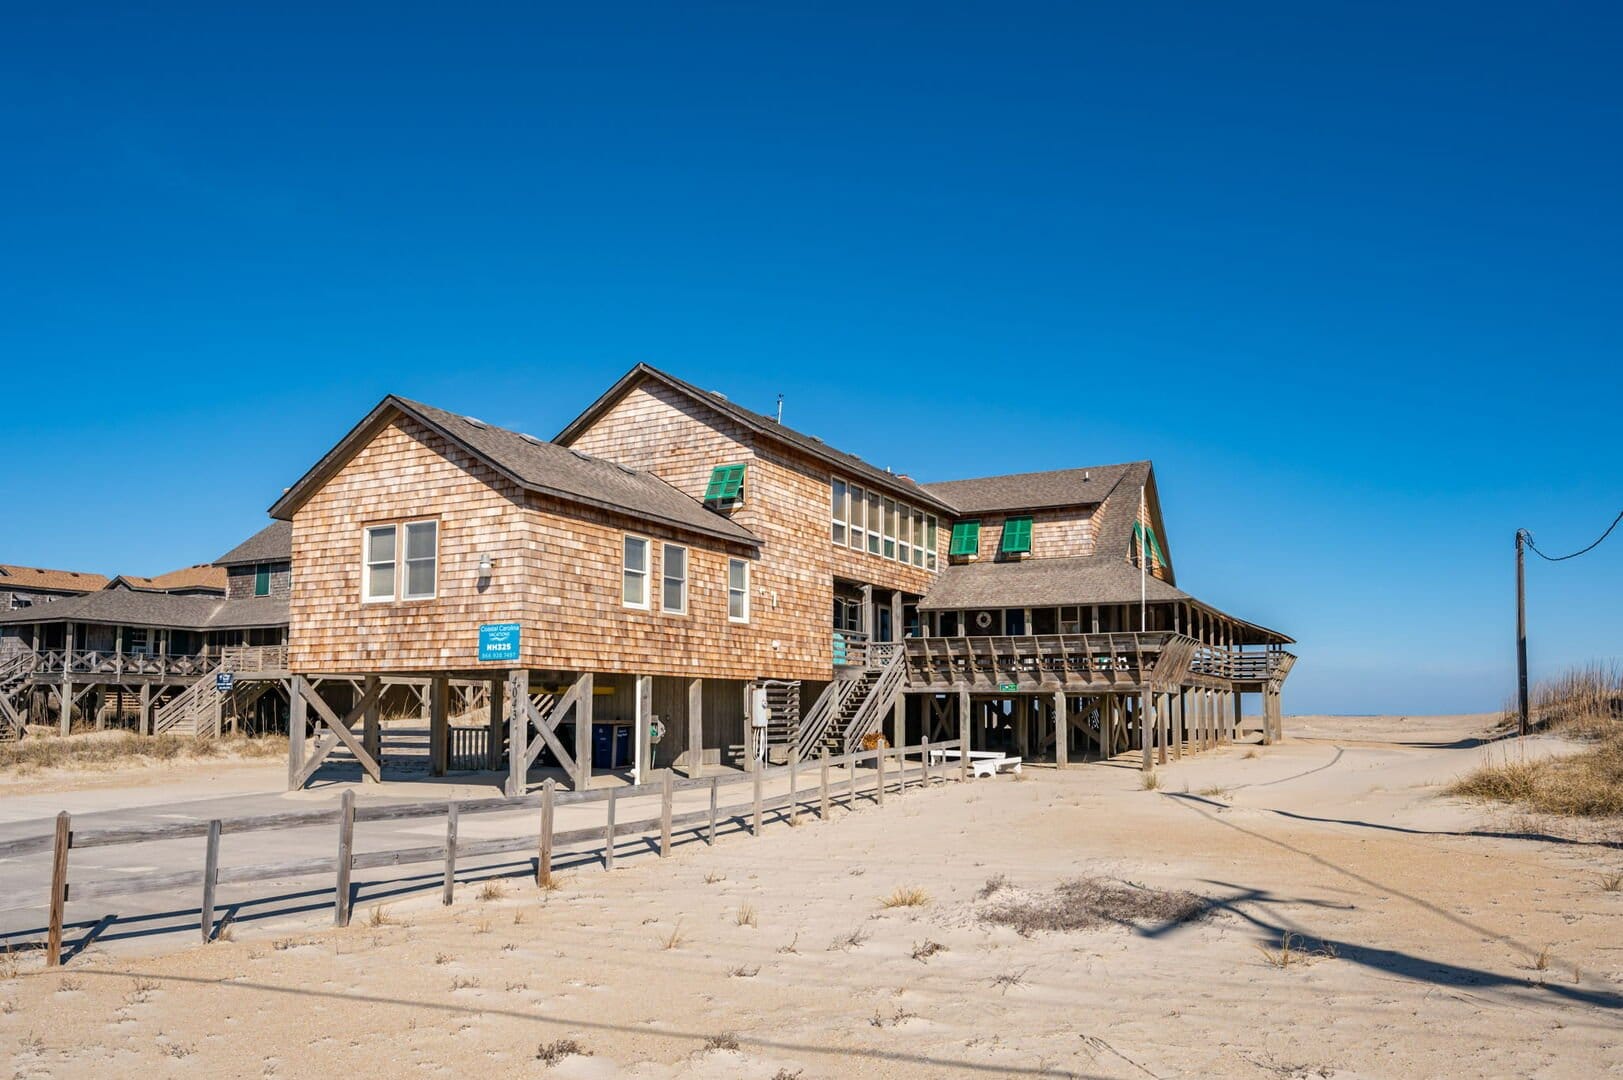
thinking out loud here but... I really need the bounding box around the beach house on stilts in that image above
[269,363,1293,790]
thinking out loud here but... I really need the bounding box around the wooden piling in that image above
[604,787,617,870]
[819,748,831,819]
[201,819,221,942]
[47,812,69,966]
[707,776,719,845]
[659,768,673,857]
[334,790,355,927]
[537,779,555,887]
[752,766,763,837]
[877,747,886,806]
[788,747,800,825]
[442,801,458,905]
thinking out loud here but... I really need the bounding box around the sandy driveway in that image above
[2,714,1619,1078]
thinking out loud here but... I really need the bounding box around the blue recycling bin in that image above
[592,723,614,768]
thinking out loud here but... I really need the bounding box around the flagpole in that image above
[1140,523,1147,632]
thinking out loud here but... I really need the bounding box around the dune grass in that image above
[1449,664,1623,817]
[0,731,287,773]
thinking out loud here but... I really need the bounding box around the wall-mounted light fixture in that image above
[477,554,493,580]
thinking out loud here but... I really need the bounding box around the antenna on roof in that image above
[776,394,783,424]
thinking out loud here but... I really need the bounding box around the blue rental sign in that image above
[215,672,235,692]
[478,622,521,662]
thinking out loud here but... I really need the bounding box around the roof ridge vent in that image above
[463,416,487,428]
[518,432,544,446]
[711,391,728,400]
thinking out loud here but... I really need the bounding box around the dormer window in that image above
[704,464,746,508]
[1000,516,1033,558]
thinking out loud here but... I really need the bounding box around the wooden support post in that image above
[508,670,528,797]
[1140,693,1153,771]
[921,737,931,786]
[958,690,971,781]
[1052,691,1068,768]
[707,776,719,845]
[139,683,152,737]
[429,676,449,777]
[46,812,69,967]
[362,674,382,782]
[287,675,308,791]
[687,677,703,779]
[537,779,555,887]
[659,768,673,857]
[59,676,73,736]
[604,786,617,870]
[485,677,503,772]
[820,747,831,819]
[877,746,887,806]
[848,745,859,806]
[752,765,763,837]
[443,801,458,904]
[574,672,594,791]
[1232,691,1242,745]
[635,675,653,784]
[1157,692,1169,766]
[334,790,355,927]
[788,746,800,824]
[201,819,221,943]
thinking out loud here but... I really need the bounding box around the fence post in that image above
[537,779,555,887]
[442,801,458,905]
[921,738,930,788]
[877,748,886,807]
[201,819,221,942]
[46,812,69,966]
[788,747,800,825]
[334,790,355,927]
[819,748,830,820]
[604,787,617,870]
[752,766,763,837]
[849,748,858,807]
[659,768,673,857]
[707,776,718,845]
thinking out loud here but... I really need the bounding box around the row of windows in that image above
[830,478,939,570]
[623,536,750,623]
[948,517,1033,558]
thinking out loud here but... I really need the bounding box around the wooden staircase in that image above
[0,650,34,738]
[152,664,223,738]
[794,645,906,760]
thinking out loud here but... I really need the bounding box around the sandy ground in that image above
[2,714,1621,1079]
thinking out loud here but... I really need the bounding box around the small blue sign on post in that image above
[478,622,521,662]
[215,672,235,692]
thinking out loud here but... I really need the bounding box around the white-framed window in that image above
[727,558,749,623]
[623,535,649,608]
[831,478,847,545]
[850,483,866,550]
[403,521,438,599]
[911,509,926,567]
[363,520,437,603]
[925,515,938,570]
[898,501,911,564]
[363,524,398,602]
[661,543,688,614]
[866,491,881,554]
[883,498,898,560]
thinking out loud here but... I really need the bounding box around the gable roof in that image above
[0,584,286,631]
[111,564,228,594]
[268,396,760,549]
[0,565,109,595]
[215,521,293,567]
[553,363,956,515]
[922,462,1143,515]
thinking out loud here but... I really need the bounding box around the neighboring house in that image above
[272,362,1294,792]
[0,565,109,613]
[0,525,292,737]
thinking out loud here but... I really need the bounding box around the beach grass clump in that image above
[981,877,1206,936]
[0,732,286,773]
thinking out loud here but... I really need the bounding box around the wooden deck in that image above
[900,633,1293,693]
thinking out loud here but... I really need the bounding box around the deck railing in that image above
[903,634,1295,688]
[27,649,215,679]
[218,645,289,674]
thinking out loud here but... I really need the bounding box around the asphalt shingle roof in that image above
[214,521,293,566]
[922,463,1143,515]
[0,586,287,630]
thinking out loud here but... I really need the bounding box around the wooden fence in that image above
[1,738,968,966]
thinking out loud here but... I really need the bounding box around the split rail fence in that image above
[1,738,967,967]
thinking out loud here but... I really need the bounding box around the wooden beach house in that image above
[270,363,1293,792]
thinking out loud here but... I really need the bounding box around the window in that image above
[661,543,688,614]
[403,521,438,599]
[831,479,847,545]
[949,521,981,557]
[866,492,881,554]
[897,503,910,564]
[254,563,271,597]
[1060,606,1083,634]
[849,484,865,550]
[364,525,397,602]
[704,464,746,507]
[727,558,749,622]
[623,536,649,608]
[1001,516,1033,556]
[883,498,897,559]
[125,627,150,655]
[911,509,925,567]
[925,516,938,570]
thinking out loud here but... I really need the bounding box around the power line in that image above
[1520,509,1623,562]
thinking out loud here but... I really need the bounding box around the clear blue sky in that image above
[3,3,1619,714]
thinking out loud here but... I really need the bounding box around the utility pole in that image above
[1515,529,1529,737]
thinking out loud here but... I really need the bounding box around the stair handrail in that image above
[152,661,223,737]
[840,646,908,755]
[794,680,847,761]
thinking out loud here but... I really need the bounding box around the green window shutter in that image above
[254,564,271,597]
[704,464,746,503]
[949,520,981,556]
[1000,516,1033,554]
[1133,522,1167,567]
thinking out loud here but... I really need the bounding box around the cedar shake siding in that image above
[226,563,292,601]
[563,379,943,633]
[285,413,799,680]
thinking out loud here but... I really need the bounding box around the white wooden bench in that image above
[928,748,1023,778]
